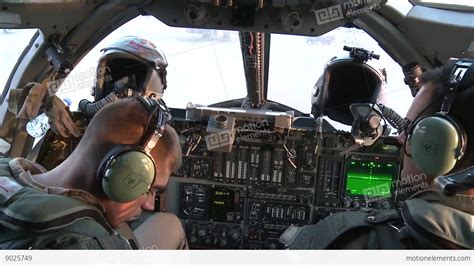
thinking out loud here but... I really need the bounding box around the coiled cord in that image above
[376,103,404,133]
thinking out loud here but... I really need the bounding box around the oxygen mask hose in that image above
[376,103,404,133]
[78,92,119,117]
[78,77,135,117]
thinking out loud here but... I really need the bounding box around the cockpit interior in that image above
[1,0,473,250]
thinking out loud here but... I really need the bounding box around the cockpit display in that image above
[209,187,237,223]
[345,159,397,197]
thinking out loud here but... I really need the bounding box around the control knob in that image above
[220,239,227,247]
[343,197,352,208]
[352,200,360,208]
[198,229,206,237]
[231,231,241,240]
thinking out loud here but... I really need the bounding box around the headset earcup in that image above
[99,148,156,202]
[409,116,462,176]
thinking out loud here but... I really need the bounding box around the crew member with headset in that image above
[0,96,187,249]
[2,37,188,249]
[281,58,474,249]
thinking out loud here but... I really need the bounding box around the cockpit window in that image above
[56,16,246,110]
[0,29,37,93]
[56,15,411,123]
[268,27,412,119]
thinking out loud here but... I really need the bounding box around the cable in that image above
[78,92,119,117]
[376,103,404,133]
[248,32,254,55]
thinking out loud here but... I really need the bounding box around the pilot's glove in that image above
[45,95,82,138]
[17,82,48,119]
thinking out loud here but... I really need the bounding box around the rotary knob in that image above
[343,140,352,148]
[231,231,240,240]
[198,229,206,237]
[342,197,352,208]
[352,201,360,208]
[219,239,227,247]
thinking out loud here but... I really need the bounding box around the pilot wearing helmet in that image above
[281,58,474,249]
[24,36,170,168]
[311,46,386,126]
[79,36,169,117]
[15,36,169,139]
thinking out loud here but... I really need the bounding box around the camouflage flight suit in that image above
[280,190,474,249]
[0,158,132,249]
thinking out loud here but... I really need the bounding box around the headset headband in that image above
[441,60,473,114]
[449,61,473,87]
[136,96,171,153]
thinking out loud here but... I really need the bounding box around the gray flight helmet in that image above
[311,55,386,125]
[94,36,168,100]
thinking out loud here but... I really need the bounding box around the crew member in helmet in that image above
[79,36,169,117]
[33,36,169,168]
[311,47,386,126]
[281,58,474,249]
[16,36,169,139]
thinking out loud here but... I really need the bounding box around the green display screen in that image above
[345,160,396,197]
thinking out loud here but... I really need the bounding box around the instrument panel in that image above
[164,107,402,249]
